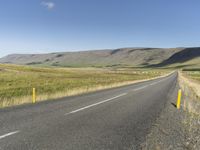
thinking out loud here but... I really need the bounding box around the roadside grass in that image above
[0,64,167,108]
[181,70,200,98]
[179,71,200,114]
[183,70,200,82]
[179,69,200,100]
[179,71,200,149]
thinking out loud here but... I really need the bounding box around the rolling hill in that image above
[0,47,200,68]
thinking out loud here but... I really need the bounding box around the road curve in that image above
[0,72,178,150]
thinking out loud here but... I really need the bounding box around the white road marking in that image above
[132,85,149,91]
[65,93,127,115]
[65,74,173,115]
[133,76,171,91]
[0,131,20,140]
[149,76,171,86]
[150,82,157,85]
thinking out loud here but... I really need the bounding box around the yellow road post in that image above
[176,89,182,109]
[32,88,36,103]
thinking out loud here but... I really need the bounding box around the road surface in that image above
[0,72,178,150]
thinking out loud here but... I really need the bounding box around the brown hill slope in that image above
[151,47,200,68]
[0,47,199,68]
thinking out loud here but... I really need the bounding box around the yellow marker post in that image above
[32,88,36,103]
[176,89,182,109]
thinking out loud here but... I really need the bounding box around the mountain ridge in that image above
[0,47,200,68]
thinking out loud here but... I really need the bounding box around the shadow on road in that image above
[171,102,177,108]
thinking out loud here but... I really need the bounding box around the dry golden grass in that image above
[179,72,200,98]
[0,64,168,108]
[178,71,200,114]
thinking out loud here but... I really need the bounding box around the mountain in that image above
[151,47,200,68]
[0,47,200,68]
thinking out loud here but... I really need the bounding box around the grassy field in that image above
[179,70,200,115]
[180,71,200,98]
[0,64,168,108]
[183,71,200,82]
[182,70,200,97]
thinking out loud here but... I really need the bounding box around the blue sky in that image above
[0,0,200,57]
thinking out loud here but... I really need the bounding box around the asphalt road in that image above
[0,72,178,150]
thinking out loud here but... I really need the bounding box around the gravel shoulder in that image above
[141,76,200,150]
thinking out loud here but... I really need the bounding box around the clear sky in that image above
[0,0,200,57]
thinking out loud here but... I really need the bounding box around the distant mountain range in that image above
[0,47,200,68]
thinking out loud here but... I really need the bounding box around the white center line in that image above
[132,85,148,91]
[149,76,171,86]
[132,76,170,91]
[65,93,127,115]
[150,82,157,85]
[0,131,20,140]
